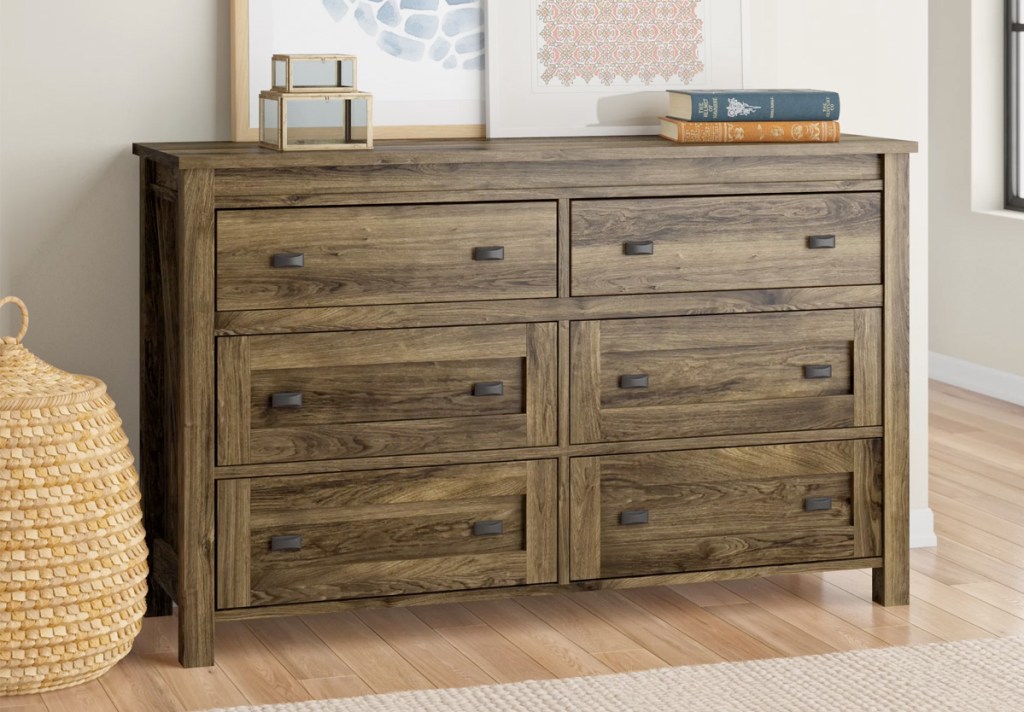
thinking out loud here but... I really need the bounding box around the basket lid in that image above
[1,296,105,411]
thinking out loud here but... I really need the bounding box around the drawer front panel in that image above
[571,310,881,444]
[217,460,558,608]
[571,193,881,296]
[216,201,557,311]
[569,440,882,580]
[218,323,557,465]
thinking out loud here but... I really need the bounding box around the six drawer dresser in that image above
[133,135,917,667]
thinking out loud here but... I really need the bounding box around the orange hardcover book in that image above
[658,117,840,143]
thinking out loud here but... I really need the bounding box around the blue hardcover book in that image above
[667,89,840,122]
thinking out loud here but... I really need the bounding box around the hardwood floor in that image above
[6,381,1022,711]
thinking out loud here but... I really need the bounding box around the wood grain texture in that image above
[216,337,250,465]
[571,310,881,444]
[218,461,557,607]
[175,168,216,668]
[218,323,557,464]
[873,153,910,606]
[216,202,557,310]
[572,193,881,296]
[214,286,883,335]
[216,479,251,609]
[570,441,881,580]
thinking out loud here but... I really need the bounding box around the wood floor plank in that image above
[355,608,494,688]
[462,598,615,678]
[621,586,780,661]
[0,696,45,711]
[668,581,748,607]
[820,570,993,642]
[933,516,1024,567]
[768,572,907,629]
[212,621,312,706]
[908,548,988,587]
[97,652,185,712]
[929,477,1024,525]
[409,603,484,630]
[952,581,1024,620]
[516,593,640,654]
[719,578,888,651]
[145,653,249,712]
[433,624,556,683]
[592,649,669,673]
[37,681,116,712]
[570,590,724,666]
[930,492,1024,546]
[862,625,945,646]
[300,676,375,700]
[705,603,836,657]
[245,617,355,681]
[932,537,1024,593]
[303,612,434,694]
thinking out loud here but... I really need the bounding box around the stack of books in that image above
[659,89,840,144]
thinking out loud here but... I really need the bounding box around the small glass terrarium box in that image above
[272,54,357,93]
[259,91,373,151]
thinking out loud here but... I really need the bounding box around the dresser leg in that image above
[871,563,909,606]
[177,598,215,668]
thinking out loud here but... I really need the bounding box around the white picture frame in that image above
[231,0,486,141]
[485,0,748,138]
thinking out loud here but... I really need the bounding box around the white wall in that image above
[0,1,230,449]
[0,1,931,529]
[930,0,1024,380]
[747,1,931,522]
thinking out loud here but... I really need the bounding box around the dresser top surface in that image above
[133,134,918,171]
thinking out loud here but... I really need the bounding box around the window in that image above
[1008,0,1024,210]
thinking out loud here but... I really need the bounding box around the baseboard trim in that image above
[930,351,1024,407]
[910,507,937,549]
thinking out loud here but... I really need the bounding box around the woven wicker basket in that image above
[0,296,148,695]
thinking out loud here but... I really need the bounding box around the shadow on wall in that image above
[6,151,141,449]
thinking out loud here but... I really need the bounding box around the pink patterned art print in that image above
[537,0,705,87]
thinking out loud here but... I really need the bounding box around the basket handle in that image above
[0,296,29,344]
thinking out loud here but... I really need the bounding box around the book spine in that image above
[682,91,840,122]
[665,121,840,144]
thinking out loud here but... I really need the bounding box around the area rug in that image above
[205,635,1024,712]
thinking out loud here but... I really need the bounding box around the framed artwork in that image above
[486,0,748,137]
[230,0,486,141]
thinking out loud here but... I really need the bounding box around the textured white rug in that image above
[206,635,1024,712]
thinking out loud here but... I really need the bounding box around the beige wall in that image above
[930,0,1024,377]
[0,1,931,517]
[0,1,230,449]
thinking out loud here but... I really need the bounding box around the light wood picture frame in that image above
[230,0,485,142]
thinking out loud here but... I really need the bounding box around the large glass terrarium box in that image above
[259,91,373,151]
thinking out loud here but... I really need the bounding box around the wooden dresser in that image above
[133,135,916,667]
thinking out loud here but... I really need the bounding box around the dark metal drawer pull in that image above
[270,535,303,552]
[271,391,304,408]
[623,240,654,256]
[619,374,650,389]
[620,510,649,525]
[473,520,504,536]
[803,364,833,380]
[272,252,305,268]
[473,245,505,261]
[472,381,504,397]
[807,235,836,249]
[804,497,834,512]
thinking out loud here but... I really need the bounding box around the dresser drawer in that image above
[216,460,558,608]
[571,193,881,296]
[570,440,882,580]
[217,323,557,465]
[216,201,557,311]
[570,309,881,444]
